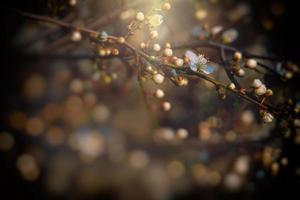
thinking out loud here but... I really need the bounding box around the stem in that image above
[7,7,288,117]
[220,46,241,89]
[16,10,98,36]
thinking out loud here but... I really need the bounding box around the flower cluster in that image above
[2,1,299,197]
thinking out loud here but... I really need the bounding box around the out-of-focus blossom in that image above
[147,14,163,27]
[222,29,238,43]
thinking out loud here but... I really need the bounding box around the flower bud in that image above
[233,52,242,61]
[255,84,267,96]
[69,0,77,6]
[176,128,188,139]
[162,2,171,11]
[150,30,158,39]
[99,31,108,42]
[246,59,257,69]
[165,43,171,48]
[140,42,146,49]
[262,111,274,123]
[153,44,161,52]
[163,48,173,57]
[265,89,273,97]
[162,101,171,111]
[175,58,184,67]
[111,48,119,55]
[117,37,125,44]
[252,79,263,88]
[228,83,236,90]
[236,69,245,77]
[177,77,188,86]
[105,48,111,56]
[71,31,82,42]
[136,12,145,21]
[154,89,165,98]
[153,73,165,84]
[98,48,106,56]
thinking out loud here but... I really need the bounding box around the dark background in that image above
[1,0,300,199]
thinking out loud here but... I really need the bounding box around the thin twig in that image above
[220,46,241,89]
[6,7,289,117]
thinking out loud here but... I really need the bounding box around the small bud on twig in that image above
[162,101,172,111]
[246,59,257,69]
[153,43,161,52]
[154,89,165,98]
[71,31,82,42]
[153,73,165,84]
[136,12,145,21]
